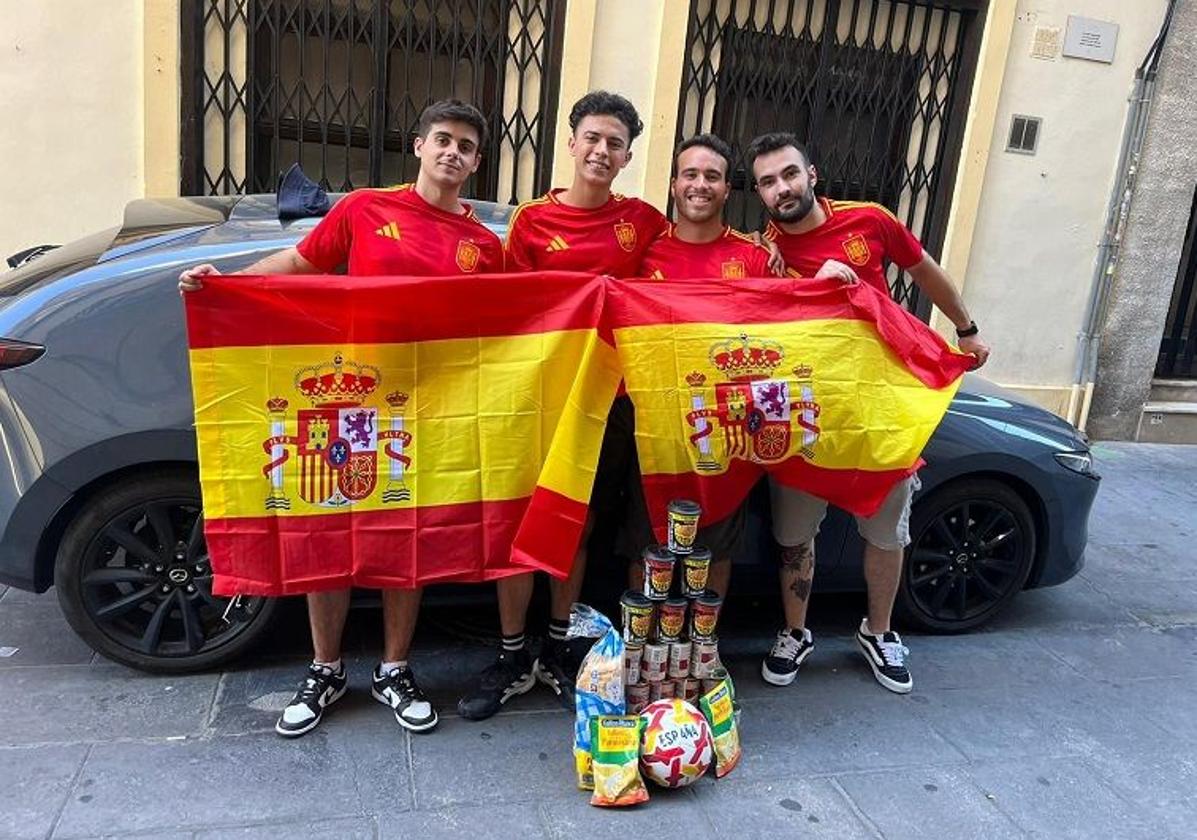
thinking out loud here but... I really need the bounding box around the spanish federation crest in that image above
[720,259,747,279]
[614,221,637,252]
[261,353,413,509]
[841,232,871,266]
[456,239,481,272]
[684,336,821,471]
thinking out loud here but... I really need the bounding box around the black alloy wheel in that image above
[896,478,1036,633]
[55,471,278,673]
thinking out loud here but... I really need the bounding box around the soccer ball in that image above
[639,698,713,787]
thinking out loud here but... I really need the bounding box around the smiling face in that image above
[568,114,633,188]
[413,120,483,189]
[752,145,818,224]
[671,145,730,224]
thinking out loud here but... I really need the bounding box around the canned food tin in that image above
[690,640,720,677]
[642,545,675,600]
[689,589,723,643]
[642,642,669,682]
[623,644,642,686]
[619,590,653,645]
[626,681,650,714]
[666,499,701,554]
[658,679,677,699]
[681,677,701,703]
[656,597,687,643]
[667,641,692,679]
[681,546,712,597]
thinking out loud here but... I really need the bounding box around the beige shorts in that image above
[769,474,921,551]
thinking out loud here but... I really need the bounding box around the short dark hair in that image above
[744,132,812,176]
[674,133,735,177]
[417,99,488,148]
[569,91,644,143]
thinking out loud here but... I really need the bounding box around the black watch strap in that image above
[956,321,979,338]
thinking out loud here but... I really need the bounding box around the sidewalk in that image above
[1,442,1194,839]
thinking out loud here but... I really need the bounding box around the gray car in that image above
[0,195,1101,673]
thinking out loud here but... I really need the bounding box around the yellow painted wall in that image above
[0,2,145,259]
[550,0,687,208]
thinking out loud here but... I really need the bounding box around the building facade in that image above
[3,0,1191,439]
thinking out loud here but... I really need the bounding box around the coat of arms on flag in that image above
[261,353,412,510]
[684,336,820,472]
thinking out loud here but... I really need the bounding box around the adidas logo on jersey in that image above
[545,235,569,252]
[375,221,401,240]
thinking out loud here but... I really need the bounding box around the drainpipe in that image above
[1071,0,1175,431]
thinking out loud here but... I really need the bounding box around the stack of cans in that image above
[621,499,725,714]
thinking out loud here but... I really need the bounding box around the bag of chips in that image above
[570,604,625,790]
[699,679,742,778]
[589,715,649,807]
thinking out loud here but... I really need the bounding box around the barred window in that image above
[182,0,565,202]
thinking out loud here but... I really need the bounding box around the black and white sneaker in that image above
[275,662,348,738]
[855,618,913,694]
[534,638,584,706]
[371,664,439,733]
[457,648,536,721]
[761,627,815,686]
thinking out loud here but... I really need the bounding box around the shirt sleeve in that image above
[873,206,924,270]
[295,191,359,272]
[642,203,670,240]
[504,205,537,273]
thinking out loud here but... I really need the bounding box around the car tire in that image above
[53,469,278,673]
[896,478,1036,633]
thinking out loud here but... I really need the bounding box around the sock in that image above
[313,658,342,673]
[548,618,569,642]
[379,660,407,675]
[502,632,526,652]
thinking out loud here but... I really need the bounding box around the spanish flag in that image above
[606,277,974,536]
[185,272,619,595]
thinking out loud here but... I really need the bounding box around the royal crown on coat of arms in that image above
[684,335,821,471]
[261,353,413,510]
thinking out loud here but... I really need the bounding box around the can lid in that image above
[642,544,675,563]
[664,596,688,607]
[685,545,713,561]
[696,589,723,606]
[620,589,652,607]
[667,499,701,516]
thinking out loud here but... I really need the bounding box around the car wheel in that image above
[896,478,1036,633]
[54,470,278,673]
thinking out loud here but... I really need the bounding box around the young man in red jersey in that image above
[457,91,669,721]
[179,100,504,737]
[746,131,990,695]
[628,133,856,596]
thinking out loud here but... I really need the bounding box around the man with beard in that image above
[628,133,857,596]
[179,100,504,737]
[456,91,669,722]
[746,131,990,695]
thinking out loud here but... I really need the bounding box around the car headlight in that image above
[1054,450,1096,476]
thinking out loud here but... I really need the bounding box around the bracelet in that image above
[955,321,979,338]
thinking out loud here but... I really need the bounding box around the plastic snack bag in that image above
[589,716,649,807]
[570,604,626,790]
[699,679,742,778]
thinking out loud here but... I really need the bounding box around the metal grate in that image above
[181,0,566,203]
[1156,183,1197,379]
[674,0,984,315]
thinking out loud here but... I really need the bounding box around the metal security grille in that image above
[181,0,565,203]
[675,0,984,314]
[1156,183,1197,379]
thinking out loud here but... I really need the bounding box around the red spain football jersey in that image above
[640,224,774,279]
[504,189,668,277]
[764,198,924,295]
[296,184,504,276]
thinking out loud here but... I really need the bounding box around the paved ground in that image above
[1,442,1194,839]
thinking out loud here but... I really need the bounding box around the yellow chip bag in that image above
[699,680,742,778]
[589,716,649,807]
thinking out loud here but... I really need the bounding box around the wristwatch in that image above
[955,321,979,338]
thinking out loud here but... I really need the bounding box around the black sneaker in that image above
[457,647,536,721]
[371,664,438,733]
[534,637,585,706]
[275,662,348,738]
[855,618,913,694]
[761,627,815,686]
